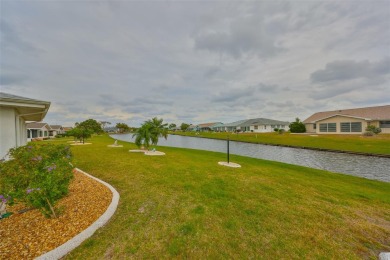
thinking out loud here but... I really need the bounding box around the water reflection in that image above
[112,134,390,182]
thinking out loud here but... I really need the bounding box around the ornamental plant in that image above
[0,143,73,218]
[365,125,381,135]
[289,118,306,133]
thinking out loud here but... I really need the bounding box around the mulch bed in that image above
[0,169,112,259]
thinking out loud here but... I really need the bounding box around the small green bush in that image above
[0,143,73,218]
[363,131,374,136]
[365,125,381,135]
[289,118,306,133]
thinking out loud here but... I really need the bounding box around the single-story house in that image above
[213,118,289,133]
[303,105,390,134]
[237,118,290,133]
[0,92,50,159]
[187,124,197,131]
[198,122,222,132]
[27,122,51,141]
[188,122,222,132]
[62,127,73,133]
[212,120,248,132]
[49,125,64,137]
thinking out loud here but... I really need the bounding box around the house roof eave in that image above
[311,114,371,123]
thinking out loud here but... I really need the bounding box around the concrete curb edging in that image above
[36,168,120,260]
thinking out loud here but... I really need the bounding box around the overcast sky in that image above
[1,0,389,127]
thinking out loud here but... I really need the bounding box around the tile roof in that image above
[49,125,63,130]
[222,119,249,127]
[238,118,289,127]
[26,122,50,129]
[0,92,49,104]
[0,92,51,121]
[303,105,390,123]
[198,122,221,128]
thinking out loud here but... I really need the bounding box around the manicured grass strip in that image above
[171,131,390,155]
[60,135,389,259]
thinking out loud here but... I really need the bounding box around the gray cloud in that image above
[311,58,390,83]
[0,19,41,54]
[310,77,387,100]
[0,72,27,85]
[194,15,286,59]
[211,83,278,104]
[1,1,389,126]
[211,86,256,103]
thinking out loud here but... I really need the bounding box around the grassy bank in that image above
[170,131,390,155]
[58,135,389,259]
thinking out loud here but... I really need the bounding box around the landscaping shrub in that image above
[365,125,381,135]
[0,143,73,218]
[363,131,374,136]
[289,118,306,133]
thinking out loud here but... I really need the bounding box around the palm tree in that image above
[132,123,152,149]
[148,117,168,146]
[132,117,168,149]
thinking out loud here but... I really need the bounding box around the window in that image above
[271,125,275,128]
[340,122,362,132]
[313,124,316,130]
[351,122,362,132]
[340,122,350,132]
[254,125,258,130]
[380,121,390,128]
[328,123,336,132]
[319,123,327,132]
[319,123,337,132]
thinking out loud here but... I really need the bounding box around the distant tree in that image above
[78,119,103,134]
[116,123,130,133]
[169,123,177,129]
[67,126,93,144]
[289,118,306,133]
[180,123,190,132]
[100,121,111,129]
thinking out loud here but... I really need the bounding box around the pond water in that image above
[112,134,390,182]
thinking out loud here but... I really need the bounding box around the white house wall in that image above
[0,107,18,158]
[19,116,27,147]
[0,107,29,159]
[315,116,367,134]
[249,125,289,133]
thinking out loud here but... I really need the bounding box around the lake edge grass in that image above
[169,131,390,156]
[51,135,390,259]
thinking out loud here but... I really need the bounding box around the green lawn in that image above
[171,131,390,155]
[58,135,390,259]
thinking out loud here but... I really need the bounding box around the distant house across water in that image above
[303,105,390,134]
[213,118,289,133]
